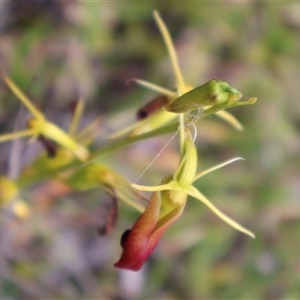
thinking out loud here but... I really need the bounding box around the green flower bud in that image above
[164,78,242,113]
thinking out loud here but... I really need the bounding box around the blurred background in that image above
[0,1,300,299]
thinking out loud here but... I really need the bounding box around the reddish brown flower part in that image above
[114,191,185,271]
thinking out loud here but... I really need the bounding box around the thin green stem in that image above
[179,113,185,158]
[17,123,179,187]
[91,123,178,160]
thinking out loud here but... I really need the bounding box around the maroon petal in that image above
[132,201,186,270]
[114,192,161,270]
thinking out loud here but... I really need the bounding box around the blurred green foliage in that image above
[1,1,300,299]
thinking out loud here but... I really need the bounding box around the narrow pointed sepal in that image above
[187,186,255,238]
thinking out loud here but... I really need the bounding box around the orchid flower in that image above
[0,75,89,161]
[114,129,254,271]
[110,11,256,140]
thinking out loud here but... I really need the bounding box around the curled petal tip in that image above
[249,97,257,104]
[233,157,245,162]
[237,96,257,106]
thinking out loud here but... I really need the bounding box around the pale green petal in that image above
[3,75,44,120]
[134,79,176,98]
[187,185,255,238]
[215,110,244,131]
[130,111,176,137]
[42,122,89,161]
[69,97,85,135]
[194,157,244,181]
[108,119,146,139]
[0,129,34,143]
[76,115,103,142]
[132,181,180,192]
[153,11,186,94]
[108,110,176,140]
[112,190,145,213]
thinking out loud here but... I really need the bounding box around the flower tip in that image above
[126,78,138,87]
[235,157,245,162]
[114,261,143,272]
[225,156,245,166]
[241,227,255,239]
[247,231,255,239]
[153,10,159,18]
[2,74,11,87]
[75,147,89,161]
[237,95,257,106]
[249,97,257,104]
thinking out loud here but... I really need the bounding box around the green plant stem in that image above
[18,123,179,187]
[179,114,185,157]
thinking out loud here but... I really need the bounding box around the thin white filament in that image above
[133,128,179,184]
